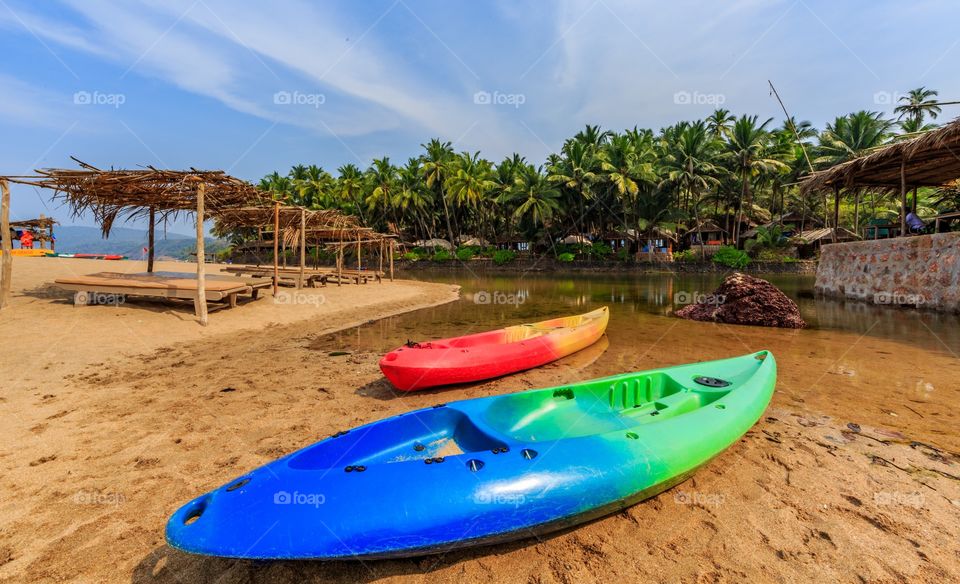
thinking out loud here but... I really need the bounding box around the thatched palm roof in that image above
[801,118,960,194]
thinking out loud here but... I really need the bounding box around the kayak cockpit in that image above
[287,407,507,470]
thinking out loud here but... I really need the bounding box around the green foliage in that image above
[673,249,698,262]
[432,249,453,261]
[455,247,476,261]
[744,225,790,255]
[712,246,750,268]
[492,249,517,265]
[587,241,613,258]
[402,251,420,261]
[557,252,576,262]
[754,248,796,262]
[616,247,632,262]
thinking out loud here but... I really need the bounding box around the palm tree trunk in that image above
[439,187,456,249]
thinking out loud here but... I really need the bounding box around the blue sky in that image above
[2,0,958,233]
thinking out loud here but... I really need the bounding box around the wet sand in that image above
[1,261,959,583]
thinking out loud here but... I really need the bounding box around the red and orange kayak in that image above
[379,307,609,391]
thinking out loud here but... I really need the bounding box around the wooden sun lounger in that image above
[54,271,269,311]
[221,266,330,287]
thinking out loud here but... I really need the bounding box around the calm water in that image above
[317,271,960,356]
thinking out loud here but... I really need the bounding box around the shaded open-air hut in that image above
[9,216,58,250]
[801,118,960,240]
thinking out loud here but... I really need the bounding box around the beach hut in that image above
[801,117,960,240]
[638,226,676,261]
[1,161,271,322]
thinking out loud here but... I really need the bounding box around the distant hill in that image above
[52,226,227,260]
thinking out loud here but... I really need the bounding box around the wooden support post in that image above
[832,185,840,244]
[298,208,306,289]
[900,160,907,237]
[147,206,156,273]
[356,233,361,276]
[1,179,12,309]
[912,186,918,214]
[336,241,342,287]
[273,201,280,296]
[389,240,394,281]
[378,239,384,284]
[195,182,208,326]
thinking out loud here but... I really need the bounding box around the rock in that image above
[674,272,806,328]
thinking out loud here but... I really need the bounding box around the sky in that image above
[1,0,959,233]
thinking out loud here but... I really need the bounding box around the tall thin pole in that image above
[900,160,907,236]
[768,80,814,173]
[273,201,280,295]
[299,208,306,289]
[832,185,840,243]
[389,239,394,281]
[378,238,384,284]
[0,180,12,309]
[336,239,342,287]
[147,206,156,273]
[356,233,361,275]
[195,182,208,326]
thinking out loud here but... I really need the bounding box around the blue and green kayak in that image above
[166,351,776,559]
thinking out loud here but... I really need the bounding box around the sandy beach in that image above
[1,258,959,583]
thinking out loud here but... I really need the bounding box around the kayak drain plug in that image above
[694,376,731,388]
[467,459,484,472]
[521,449,537,460]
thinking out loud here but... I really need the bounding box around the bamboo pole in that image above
[389,240,394,281]
[356,233,361,274]
[273,201,280,296]
[913,186,918,214]
[336,239,342,287]
[900,160,907,237]
[195,182,208,326]
[1,180,12,309]
[299,208,306,289]
[832,185,840,243]
[378,239,384,284]
[147,206,156,273]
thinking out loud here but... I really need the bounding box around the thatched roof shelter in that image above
[800,118,960,237]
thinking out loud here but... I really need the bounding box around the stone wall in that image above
[815,232,960,312]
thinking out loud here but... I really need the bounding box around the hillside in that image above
[51,226,227,260]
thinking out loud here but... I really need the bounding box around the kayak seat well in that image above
[482,372,734,442]
[287,408,505,470]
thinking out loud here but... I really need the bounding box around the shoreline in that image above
[393,258,817,275]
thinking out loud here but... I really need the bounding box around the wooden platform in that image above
[54,271,270,311]
[222,266,384,285]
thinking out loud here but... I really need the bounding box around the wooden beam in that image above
[273,201,280,296]
[832,185,840,243]
[356,232,361,275]
[147,206,156,273]
[378,239,384,284]
[195,182,208,326]
[389,240,394,281]
[0,179,12,309]
[299,208,306,289]
[900,159,907,236]
[336,240,342,287]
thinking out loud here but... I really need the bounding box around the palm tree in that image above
[421,139,457,248]
[445,152,497,242]
[365,157,398,231]
[894,87,941,128]
[706,108,734,140]
[815,111,893,233]
[394,158,433,239]
[722,115,788,244]
[336,164,367,224]
[661,121,722,256]
[509,164,561,253]
[549,139,601,238]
